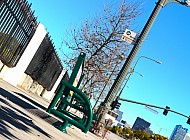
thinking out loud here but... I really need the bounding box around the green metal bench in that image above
[47,52,93,133]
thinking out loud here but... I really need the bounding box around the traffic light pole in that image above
[97,0,166,125]
[119,97,190,123]
[96,0,189,126]
[110,96,121,110]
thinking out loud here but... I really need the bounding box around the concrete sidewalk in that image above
[0,80,103,140]
[0,80,124,140]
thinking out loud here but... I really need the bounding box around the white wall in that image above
[3,23,47,86]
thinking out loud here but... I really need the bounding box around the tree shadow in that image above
[0,120,19,140]
[0,87,61,124]
[12,91,62,127]
[0,102,31,139]
[0,88,54,139]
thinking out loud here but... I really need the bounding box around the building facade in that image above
[132,117,151,131]
[117,120,131,128]
[170,125,188,140]
[115,109,123,122]
[105,110,119,126]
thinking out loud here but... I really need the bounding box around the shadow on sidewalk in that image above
[0,97,52,139]
[12,91,62,126]
[0,87,62,139]
[14,91,47,110]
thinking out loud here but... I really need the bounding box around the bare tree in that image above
[60,1,143,106]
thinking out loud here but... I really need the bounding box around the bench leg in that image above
[59,120,69,134]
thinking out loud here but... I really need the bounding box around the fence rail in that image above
[0,0,38,67]
[25,34,63,91]
[0,0,64,91]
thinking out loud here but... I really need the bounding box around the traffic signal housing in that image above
[187,117,190,125]
[110,100,121,110]
[163,106,170,116]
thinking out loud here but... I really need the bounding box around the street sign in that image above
[122,29,137,44]
[145,106,159,115]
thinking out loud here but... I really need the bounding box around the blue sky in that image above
[28,0,190,138]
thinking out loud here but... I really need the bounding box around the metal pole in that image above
[120,98,189,118]
[96,0,189,127]
[117,56,161,98]
[98,0,166,125]
[103,0,165,106]
[117,71,132,97]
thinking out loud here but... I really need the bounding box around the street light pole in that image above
[97,0,189,126]
[117,56,161,98]
[116,69,142,99]
[133,56,161,69]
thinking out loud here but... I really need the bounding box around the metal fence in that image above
[0,0,38,67]
[0,0,64,90]
[25,34,63,91]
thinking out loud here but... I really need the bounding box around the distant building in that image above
[169,125,188,140]
[105,110,119,126]
[117,120,131,128]
[114,109,123,122]
[132,117,151,131]
[145,128,154,135]
[121,120,126,124]
[184,133,190,140]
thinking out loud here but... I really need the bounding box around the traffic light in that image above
[187,117,190,125]
[110,100,121,110]
[163,106,170,116]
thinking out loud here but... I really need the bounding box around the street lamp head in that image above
[156,61,162,64]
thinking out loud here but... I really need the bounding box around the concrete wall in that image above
[20,74,33,91]
[0,62,9,79]
[16,68,67,101]
[3,23,47,86]
[0,23,67,101]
